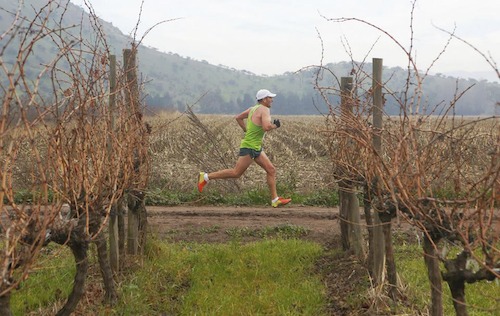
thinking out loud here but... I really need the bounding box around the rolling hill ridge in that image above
[1,0,498,115]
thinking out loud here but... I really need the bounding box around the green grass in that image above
[395,243,500,316]
[12,245,75,314]
[145,188,339,207]
[7,189,55,204]
[179,239,326,315]
[12,235,498,315]
[13,238,327,315]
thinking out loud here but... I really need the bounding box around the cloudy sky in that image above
[71,0,499,82]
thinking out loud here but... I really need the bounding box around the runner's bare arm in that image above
[260,107,275,131]
[235,108,251,132]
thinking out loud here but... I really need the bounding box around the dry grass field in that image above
[7,112,497,203]
[147,112,499,198]
[148,112,336,196]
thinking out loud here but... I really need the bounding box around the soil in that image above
[145,205,415,315]
[146,205,341,243]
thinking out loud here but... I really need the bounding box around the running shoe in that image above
[272,197,291,208]
[197,172,207,192]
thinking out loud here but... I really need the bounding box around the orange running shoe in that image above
[272,197,291,208]
[197,172,207,192]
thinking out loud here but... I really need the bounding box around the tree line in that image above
[145,66,499,116]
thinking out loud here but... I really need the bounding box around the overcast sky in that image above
[70,0,499,82]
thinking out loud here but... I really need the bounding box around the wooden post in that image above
[372,58,386,285]
[123,48,139,109]
[108,54,119,272]
[118,198,126,255]
[108,205,121,271]
[339,77,352,250]
[339,77,365,260]
[123,48,140,255]
[372,58,383,152]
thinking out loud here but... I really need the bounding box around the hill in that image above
[1,0,499,115]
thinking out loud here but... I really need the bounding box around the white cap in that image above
[256,89,276,100]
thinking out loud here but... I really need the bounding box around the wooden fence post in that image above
[123,48,139,255]
[118,198,126,256]
[339,77,365,260]
[371,58,386,285]
[372,58,399,297]
[108,54,119,272]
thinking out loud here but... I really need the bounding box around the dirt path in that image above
[146,205,341,243]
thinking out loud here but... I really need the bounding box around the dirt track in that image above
[146,205,342,243]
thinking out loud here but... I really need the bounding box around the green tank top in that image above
[240,104,265,151]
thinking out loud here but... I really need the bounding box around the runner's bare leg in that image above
[254,152,278,200]
[208,154,254,179]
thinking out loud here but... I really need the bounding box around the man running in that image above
[197,89,291,208]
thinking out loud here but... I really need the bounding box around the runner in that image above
[197,89,291,208]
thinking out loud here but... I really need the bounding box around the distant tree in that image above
[237,93,255,111]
